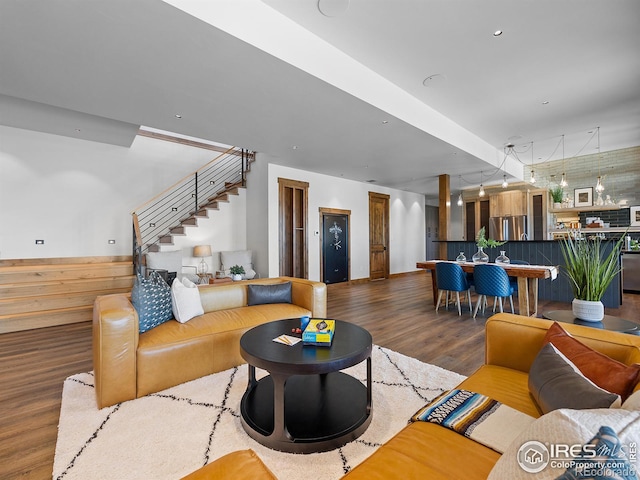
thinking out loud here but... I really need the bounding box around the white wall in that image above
[0,125,219,259]
[1,126,429,281]
[266,162,426,281]
[245,152,270,278]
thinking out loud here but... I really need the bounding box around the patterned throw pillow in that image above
[131,271,173,333]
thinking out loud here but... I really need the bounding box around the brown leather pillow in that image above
[542,322,640,400]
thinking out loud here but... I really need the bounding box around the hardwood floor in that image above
[1,272,639,479]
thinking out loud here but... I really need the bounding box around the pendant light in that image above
[457,175,463,206]
[595,127,604,193]
[559,135,568,187]
[478,171,485,197]
[529,141,536,184]
[501,145,509,188]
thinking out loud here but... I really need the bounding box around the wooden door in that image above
[320,209,350,284]
[465,201,476,240]
[278,178,308,278]
[532,194,543,240]
[369,192,389,280]
[480,199,490,233]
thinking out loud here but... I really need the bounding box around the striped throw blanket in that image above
[411,389,534,453]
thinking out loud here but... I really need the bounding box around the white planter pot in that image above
[232,274,243,281]
[572,298,605,322]
[553,202,562,209]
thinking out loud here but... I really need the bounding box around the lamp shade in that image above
[193,245,212,258]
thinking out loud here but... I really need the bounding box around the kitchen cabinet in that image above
[490,191,526,217]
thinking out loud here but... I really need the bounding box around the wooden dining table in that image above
[416,260,559,317]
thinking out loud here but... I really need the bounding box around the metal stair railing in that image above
[132,147,254,274]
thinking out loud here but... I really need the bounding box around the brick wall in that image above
[579,208,630,227]
[524,146,640,207]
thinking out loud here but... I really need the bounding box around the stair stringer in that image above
[155,187,248,275]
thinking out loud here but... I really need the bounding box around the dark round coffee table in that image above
[543,310,640,334]
[239,318,373,453]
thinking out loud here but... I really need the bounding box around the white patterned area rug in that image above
[53,345,465,480]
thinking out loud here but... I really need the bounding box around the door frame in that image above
[319,207,351,284]
[368,192,390,280]
[278,177,309,278]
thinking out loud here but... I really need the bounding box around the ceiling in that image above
[1,0,638,199]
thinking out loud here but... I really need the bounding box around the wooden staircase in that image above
[148,182,245,251]
[0,256,134,333]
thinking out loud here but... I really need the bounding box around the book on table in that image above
[302,319,335,346]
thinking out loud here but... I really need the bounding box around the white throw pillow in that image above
[171,277,204,323]
[487,408,640,479]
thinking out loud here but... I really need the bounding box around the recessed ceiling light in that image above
[292,145,298,150]
[493,30,503,37]
[318,0,350,17]
[75,128,81,132]
[366,179,377,183]
[382,120,389,124]
[175,114,182,119]
[542,100,550,105]
[422,74,446,86]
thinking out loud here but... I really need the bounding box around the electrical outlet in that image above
[35,239,44,245]
[108,240,116,244]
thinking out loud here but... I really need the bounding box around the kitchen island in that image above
[439,240,623,308]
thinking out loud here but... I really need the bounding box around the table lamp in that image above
[193,245,212,275]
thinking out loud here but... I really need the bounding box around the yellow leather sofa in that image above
[341,313,640,479]
[93,276,326,409]
[183,313,640,480]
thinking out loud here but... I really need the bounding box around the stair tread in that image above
[144,178,247,252]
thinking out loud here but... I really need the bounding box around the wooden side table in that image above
[209,277,233,285]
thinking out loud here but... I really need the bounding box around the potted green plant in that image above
[229,264,245,281]
[559,234,625,321]
[550,186,564,208]
[473,226,506,263]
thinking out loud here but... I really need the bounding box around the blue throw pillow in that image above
[132,271,173,333]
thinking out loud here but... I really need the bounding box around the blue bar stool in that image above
[472,264,514,318]
[435,262,472,316]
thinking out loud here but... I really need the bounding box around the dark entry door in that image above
[323,214,349,284]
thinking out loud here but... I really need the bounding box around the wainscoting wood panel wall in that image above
[0,256,134,333]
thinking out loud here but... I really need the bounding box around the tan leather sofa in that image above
[93,276,326,409]
[341,313,640,479]
[183,313,640,480]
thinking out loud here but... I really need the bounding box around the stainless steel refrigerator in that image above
[489,215,528,241]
